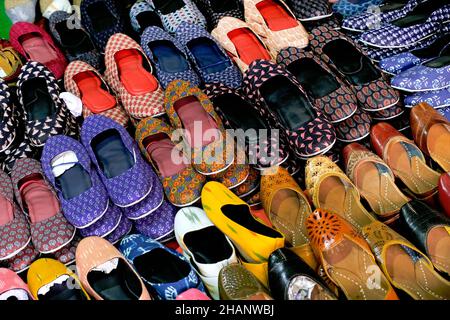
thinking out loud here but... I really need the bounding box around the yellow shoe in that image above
[27,258,90,300]
[202,181,284,286]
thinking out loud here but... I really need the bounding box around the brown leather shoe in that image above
[410,102,450,172]
[439,173,450,218]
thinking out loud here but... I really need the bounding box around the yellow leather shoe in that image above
[27,258,90,300]
[202,181,285,286]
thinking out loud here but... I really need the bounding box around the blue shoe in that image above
[333,0,383,18]
[119,234,205,300]
[129,1,163,33]
[405,87,450,108]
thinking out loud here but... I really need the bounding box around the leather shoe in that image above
[439,173,450,217]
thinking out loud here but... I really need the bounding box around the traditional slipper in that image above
[0,268,33,300]
[133,200,177,241]
[3,242,39,273]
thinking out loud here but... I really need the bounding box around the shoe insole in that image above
[355,162,409,218]
[221,204,283,238]
[184,226,233,264]
[0,195,14,226]
[187,37,230,74]
[270,189,310,247]
[427,123,450,172]
[134,248,191,284]
[19,174,60,224]
[73,71,117,113]
[412,34,450,59]
[153,0,184,15]
[324,238,392,300]
[323,39,380,86]
[211,0,239,13]
[148,40,190,73]
[287,57,340,99]
[212,93,268,133]
[55,21,93,55]
[91,129,135,179]
[260,75,316,131]
[256,0,298,32]
[19,33,59,64]
[143,133,189,177]
[87,259,143,300]
[387,141,440,195]
[21,77,56,121]
[391,0,443,28]
[55,164,93,200]
[136,10,163,30]
[86,1,117,33]
[227,28,271,66]
[427,226,450,275]
[174,96,219,147]
[319,176,374,229]
[38,279,88,300]
[385,245,450,300]
[115,49,158,95]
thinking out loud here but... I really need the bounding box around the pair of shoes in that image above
[175,207,238,299]
[142,22,242,89]
[0,158,75,264]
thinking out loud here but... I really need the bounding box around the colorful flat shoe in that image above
[211,17,273,73]
[104,214,133,245]
[305,156,376,230]
[439,173,450,217]
[80,0,125,52]
[4,243,39,274]
[16,61,77,147]
[0,170,31,261]
[119,234,205,300]
[64,60,129,127]
[133,200,177,241]
[175,22,242,88]
[76,236,151,300]
[243,0,309,57]
[141,26,201,89]
[194,0,244,30]
[334,108,372,142]
[48,10,101,70]
[0,268,33,300]
[405,87,450,109]
[285,0,333,21]
[219,263,272,300]
[362,219,450,300]
[268,248,337,300]
[12,158,75,254]
[307,209,398,300]
[136,117,206,207]
[27,258,90,300]
[371,122,440,198]
[52,235,81,265]
[333,0,383,18]
[242,59,336,159]
[81,115,156,208]
[260,166,312,248]
[379,33,450,75]
[129,0,163,33]
[147,0,207,34]
[164,80,234,175]
[78,205,122,238]
[234,168,261,198]
[202,181,285,286]
[205,83,289,169]
[410,102,450,171]
[9,22,67,78]
[277,47,358,123]
[174,207,238,299]
[309,26,400,112]
[209,162,250,190]
[0,79,19,156]
[343,143,410,221]
[400,200,450,275]
[0,41,23,84]
[104,33,165,123]
[41,135,110,229]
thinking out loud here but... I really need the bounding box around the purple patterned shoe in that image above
[41,135,110,229]
[80,115,155,208]
[134,200,176,241]
[277,47,358,123]
[141,26,201,89]
[105,214,133,245]
[175,22,242,89]
[79,204,122,238]
[241,59,336,159]
[121,173,165,220]
[359,3,450,48]
[405,87,450,109]
[335,108,372,143]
